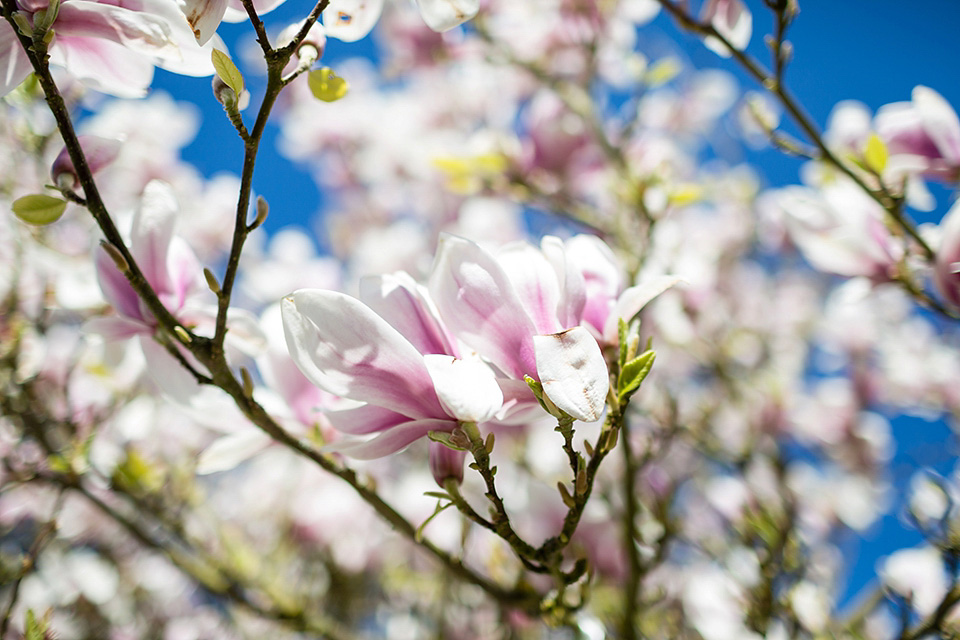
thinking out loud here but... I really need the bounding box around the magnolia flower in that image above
[701,0,752,58]
[89,180,207,341]
[875,86,960,182]
[764,182,901,280]
[429,235,673,423]
[323,0,479,42]
[88,180,264,393]
[0,0,219,97]
[281,278,503,468]
[428,234,608,423]
[934,198,960,309]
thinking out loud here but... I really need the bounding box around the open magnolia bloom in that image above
[875,86,960,183]
[429,234,676,423]
[87,180,264,396]
[281,284,503,473]
[0,0,220,97]
[322,0,479,42]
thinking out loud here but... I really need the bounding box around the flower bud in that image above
[212,74,249,111]
[51,135,120,192]
[429,440,465,486]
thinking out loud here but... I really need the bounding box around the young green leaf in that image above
[12,193,67,225]
[865,132,888,174]
[618,350,656,403]
[25,610,48,640]
[308,67,349,102]
[211,49,244,95]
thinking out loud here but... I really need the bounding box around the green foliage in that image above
[25,609,50,640]
[211,49,244,95]
[618,350,655,404]
[308,68,349,102]
[865,132,889,173]
[12,194,67,225]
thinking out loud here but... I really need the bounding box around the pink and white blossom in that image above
[323,0,478,43]
[701,0,752,57]
[281,282,502,464]
[934,198,960,309]
[876,86,960,183]
[0,0,220,97]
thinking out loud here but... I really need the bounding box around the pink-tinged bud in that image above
[934,199,960,309]
[429,440,465,486]
[51,136,120,192]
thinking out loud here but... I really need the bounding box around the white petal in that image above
[423,354,502,422]
[414,0,478,32]
[176,0,228,43]
[603,275,683,343]
[132,180,179,294]
[197,429,272,474]
[534,326,609,422]
[281,289,446,419]
[323,0,383,42]
[914,85,960,165]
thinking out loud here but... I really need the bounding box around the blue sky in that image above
[149,0,960,608]
[153,0,960,232]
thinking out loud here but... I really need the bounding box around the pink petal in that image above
[0,23,34,97]
[83,315,148,341]
[95,245,147,323]
[326,403,410,435]
[701,0,751,57]
[914,86,960,166]
[165,237,203,311]
[429,441,465,485]
[359,272,456,356]
[935,199,960,308]
[497,242,563,335]
[281,289,447,419]
[414,0,478,32]
[564,235,621,333]
[534,326,609,423]
[49,36,155,97]
[55,0,178,54]
[52,135,121,190]
[132,180,179,295]
[541,236,587,330]
[324,418,452,459]
[429,235,539,380]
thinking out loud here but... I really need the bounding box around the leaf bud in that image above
[99,240,129,274]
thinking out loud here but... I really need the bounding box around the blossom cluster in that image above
[2,0,960,638]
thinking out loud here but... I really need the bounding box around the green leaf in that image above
[25,610,48,640]
[211,49,244,95]
[864,132,888,174]
[308,67,349,102]
[618,350,656,403]
[427,430,468,451]
[12,194,66,225]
